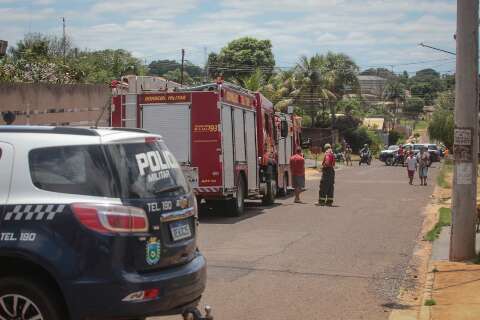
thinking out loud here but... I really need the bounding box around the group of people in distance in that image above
[288,143,435,208]
[289,144,336,206]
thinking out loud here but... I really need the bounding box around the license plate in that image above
[169,220,192,241]
[182,167,199,188]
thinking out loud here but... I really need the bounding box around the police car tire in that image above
[0,276,65,320]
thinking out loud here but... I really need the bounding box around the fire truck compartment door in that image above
[233,108,246,162]
[245,111,258,191]
[286,134,293,162]
[221,105,235,189]
[142,104,191,164]
[279,137,287,165]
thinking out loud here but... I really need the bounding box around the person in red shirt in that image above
[290,147,305,203]
[319,143,336,206]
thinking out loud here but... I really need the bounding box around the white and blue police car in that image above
[0,126,206,320]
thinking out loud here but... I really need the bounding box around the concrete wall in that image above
[0,83,110,126]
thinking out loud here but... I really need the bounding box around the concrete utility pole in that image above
[62,17,66,64]
[180,49,185,85]
[450,0,479,261]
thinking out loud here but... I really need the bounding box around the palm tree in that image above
[294,55,335,127]
[321,52,360,126]
[383,80,406,129]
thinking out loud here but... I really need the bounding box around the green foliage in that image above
[428,91,454,149]
[360,68,397,80]
[336,97,364,117]
[293,52,359,127]
[424,207,451,241]
[239,69,265,91]
[388,130,403,146]
[208,37,275,82]
[73,49,145,84]
[424,299,437,306]
[163,68,194,85]
[367,130,383,155]
[404,97,425,115]
[148,60,203,84]
[343,126,372,152]
[436,160,453,189]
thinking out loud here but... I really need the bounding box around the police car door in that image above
[0,143,14,216]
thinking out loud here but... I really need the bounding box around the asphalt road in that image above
[159,161,438,320]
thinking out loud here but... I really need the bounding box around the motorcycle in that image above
[359,151,372,166]
[385,152,405,166]
[335,152,345,162]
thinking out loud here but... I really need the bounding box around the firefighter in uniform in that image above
[319,143,336,206]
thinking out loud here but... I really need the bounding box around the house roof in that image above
[358,75,388,82]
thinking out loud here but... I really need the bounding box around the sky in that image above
[0,0,457,74]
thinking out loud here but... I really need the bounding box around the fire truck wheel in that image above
[278,174,288,196]
[225,176,245,217]
[262,178,276,205]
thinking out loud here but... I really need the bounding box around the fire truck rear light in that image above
[72,203,149,234]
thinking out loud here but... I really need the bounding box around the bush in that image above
[388,130,403,146]
[343,127,372,152]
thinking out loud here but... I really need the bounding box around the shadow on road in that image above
[198,201,282,224]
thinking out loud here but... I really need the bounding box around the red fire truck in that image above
[111,76,301,216]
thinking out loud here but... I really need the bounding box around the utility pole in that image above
[450,0,479,261]
[62,17,66,64]
[180,49,185,85]
[204,46,209,83]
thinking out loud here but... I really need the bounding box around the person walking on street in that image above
[417,146,430,186]
[290,147,305,203]
[406,151,417,185]
[319,144,336,206]
[345,144,353,166]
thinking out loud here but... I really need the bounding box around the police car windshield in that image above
[106,141,189,199]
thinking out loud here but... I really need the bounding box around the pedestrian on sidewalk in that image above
[406,151,417,185]
[290,147,305,203]
[319,144,336,206]
[417,146,430,186]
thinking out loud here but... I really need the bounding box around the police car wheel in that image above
[0,277,64,320]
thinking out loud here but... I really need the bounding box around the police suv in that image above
[0,126,206,320]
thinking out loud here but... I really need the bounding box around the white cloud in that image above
[1,0,457,71]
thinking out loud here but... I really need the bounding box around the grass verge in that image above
[424,299,437,306]
[424,207,452,241]
[436,160,453,189]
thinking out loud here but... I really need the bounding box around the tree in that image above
[409,68,444,105]
[163,68,193,85]
[336,97,364,117]
[294,54,334,127]
[404,97,425,116]
[148,59,203,83]
[428,91,454,148]
[73,49,145,84]
[207,37,275,82]
[360,68,397,80]
[321,52,359,125]
[383,80,406,117]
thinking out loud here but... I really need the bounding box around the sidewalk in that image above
[390,224,480,320]
[422,228,480,320]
